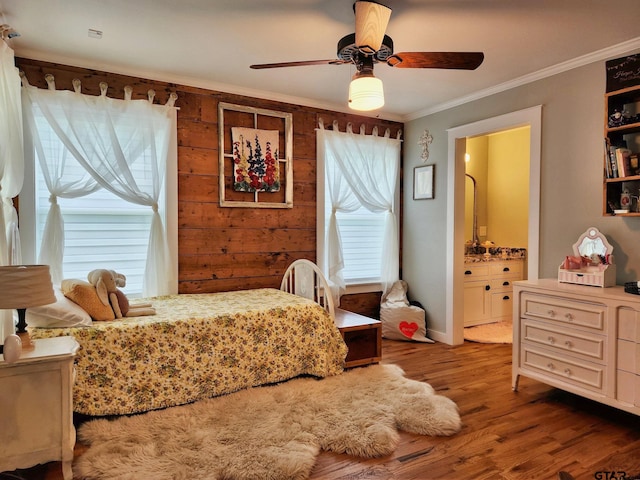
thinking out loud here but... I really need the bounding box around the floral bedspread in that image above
[30,288,347,416]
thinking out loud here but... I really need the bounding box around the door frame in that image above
[445,106,542,345]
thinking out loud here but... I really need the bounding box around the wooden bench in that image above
[335,308,382,368]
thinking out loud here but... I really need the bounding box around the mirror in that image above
[572,227,613,258]
[464,131,530,248]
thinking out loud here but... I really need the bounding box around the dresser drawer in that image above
[520,293,605,331]
[463,264,489,280]
[491,292,513,319]
[522,319,605,362]
[617,370,640,406]
[490,278,515,291]
[617,338,640,374]
[521,346,606,393]
[491,261,522,278]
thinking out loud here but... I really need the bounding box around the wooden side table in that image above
[0,336,79,480]
[335,308,382,368]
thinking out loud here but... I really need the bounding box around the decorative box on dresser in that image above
[0,336,79,479]
[512,279,640,416]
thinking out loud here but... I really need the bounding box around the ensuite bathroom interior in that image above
[463,126,530,331]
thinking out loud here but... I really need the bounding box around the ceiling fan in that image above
[250,0,484,111]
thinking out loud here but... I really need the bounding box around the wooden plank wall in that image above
[16,58,403,318]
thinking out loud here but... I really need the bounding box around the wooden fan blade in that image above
[354,0,392,54]
[386,52,484,70]
[250,59,348,69]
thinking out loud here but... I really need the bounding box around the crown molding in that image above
[404,37,640,122]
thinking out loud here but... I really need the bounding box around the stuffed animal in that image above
[87,269,155,318]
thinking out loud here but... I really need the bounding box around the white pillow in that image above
[24,286,93,328]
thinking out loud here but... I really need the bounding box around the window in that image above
[328,205,385,285]
[316,126,401,296]
[33,164,153,296]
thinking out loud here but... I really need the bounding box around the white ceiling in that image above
[2,0,640,122]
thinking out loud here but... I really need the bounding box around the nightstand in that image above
[0,336,79,480]
[335,308,382,368]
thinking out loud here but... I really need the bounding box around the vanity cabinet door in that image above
[464,280,491,327]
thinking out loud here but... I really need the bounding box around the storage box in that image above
[558,264,616,288]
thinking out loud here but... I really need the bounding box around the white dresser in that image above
[0,336,79,479]
[512,279,640,416]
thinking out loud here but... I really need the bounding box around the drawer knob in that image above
[547,363,555,371]
[564,368,572,376]
[565,313,574,321]
[485,285,491,291]
[564,341,573,348]
[547,310,556,317]
[465,270,472,275]
[548,336,555,345]
[503,267,510,272]
[503,295,510,301]
[503,281,510,286]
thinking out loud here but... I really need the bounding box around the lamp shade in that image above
[354,0,392,54]
[348,76,385,111]
[0,265,56,310]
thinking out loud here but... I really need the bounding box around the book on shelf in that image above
[616,147,632,177]
[604,139,613,178]
[607,142,619,178]
[631,153,639,175]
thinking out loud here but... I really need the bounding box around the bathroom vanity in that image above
[463,255,524,327]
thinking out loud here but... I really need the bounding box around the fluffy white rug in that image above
[75,364,461,480]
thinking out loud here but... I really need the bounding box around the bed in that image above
[29,288,348,416]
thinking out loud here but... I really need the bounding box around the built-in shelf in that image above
[603,84,640,216]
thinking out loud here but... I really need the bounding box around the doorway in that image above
[445,106,542,345]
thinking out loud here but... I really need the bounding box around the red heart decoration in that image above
[399,321,419,338]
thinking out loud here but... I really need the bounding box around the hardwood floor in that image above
[12,339,640,480]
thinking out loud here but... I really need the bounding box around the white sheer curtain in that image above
[317,121,401,297]
[0,40,24,266]
[0,38,24,344]
[21,76,177,295]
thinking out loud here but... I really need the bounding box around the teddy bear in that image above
[87,269,156,318]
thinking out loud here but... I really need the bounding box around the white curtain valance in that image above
[318,117,402,141]
[25,73,178,107]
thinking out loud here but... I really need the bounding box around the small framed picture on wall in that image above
[413,164,435,200]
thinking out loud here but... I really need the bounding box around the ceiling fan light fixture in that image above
[348,74,384,111]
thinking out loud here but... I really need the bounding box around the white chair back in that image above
[280,259,335,321]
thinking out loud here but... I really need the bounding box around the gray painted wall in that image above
[403,58,640,336]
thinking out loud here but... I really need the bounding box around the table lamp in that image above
[0,265,56,351]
